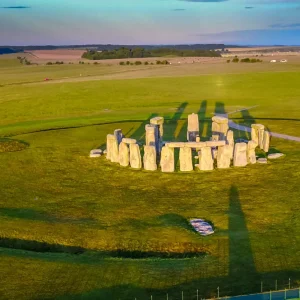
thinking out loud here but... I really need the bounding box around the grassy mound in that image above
[0,139,28,153]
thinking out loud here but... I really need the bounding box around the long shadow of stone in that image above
[228,185,258,294]
[198,100,207,137]
[241,109,256,140]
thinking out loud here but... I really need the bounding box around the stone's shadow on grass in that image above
[228,185,257,292]
[0,237,85,255]
[0,138,29,153]
[241,108,256,140]
[198,100,207,137]
[0,207,54,222]
[156,213,194,231]
[129,113,159,142]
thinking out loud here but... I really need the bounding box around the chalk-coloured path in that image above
[215,113,300,143]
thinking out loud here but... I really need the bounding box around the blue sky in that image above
[1,0,300,45]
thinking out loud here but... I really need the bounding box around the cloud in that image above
[270,23,300,28]
[180,0,228,2]
[245,6,254,9]
[171,8,186,11]
[1,6,31,9]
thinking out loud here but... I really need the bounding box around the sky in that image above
[1,0,300,45]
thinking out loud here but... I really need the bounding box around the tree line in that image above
[82,47,221,60]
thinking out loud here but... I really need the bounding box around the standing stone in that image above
[119,142,130,167]
[187,113,199,142]
[233,143,248,167]
[247,141,257,164]
[129,144,142,169]
[179,147,193,172]
[145,124,159,153]
[217,145,232,169]
[150,117,164,140]
[251,124,265,149]
[160,146,175,173]
[212,116,229,140]
[197,147,214,171]
[114,129,123,145]
[107,134,119,163]
[263,131,270,153]
[226,130,234,159]
[143,146,157,171]
[251,126,258,145]
[212,148,218,160]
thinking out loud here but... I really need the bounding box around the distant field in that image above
[0,56,299,300]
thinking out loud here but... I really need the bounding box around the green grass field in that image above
[0,57,299,300]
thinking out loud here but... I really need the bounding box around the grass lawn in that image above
[0,58,299,300]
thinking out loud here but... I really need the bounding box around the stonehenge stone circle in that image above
[122,138,137,144]
[233,143,248,167]
[150,117,164,140]
[198,147,214,171]
[145,124,159,153]
[217,145,232,169]
[107,134,119,163]
[101,112,278,173]
[114,129,123,145]
[160,146,175,172]
[143,145,157,171]
[130,144,142,169]
[119,142,130,167]
[212,116,229,140]
[263,131,270,153]
[226,130,234,159]
[251,124,265,149]
[247,140,257,164]
[179,147,193,172]
[187,113,199,142]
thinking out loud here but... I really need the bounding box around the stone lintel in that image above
[122,138,137,144]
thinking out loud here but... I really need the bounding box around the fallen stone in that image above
[119,142,130,167]
[257,158,268,164]
[122,138,137,144]
[129,144,142,169]
[179,147,193,172]
[160,146,175,172]
[90,149,102,158]
[268,153,285,159]
[143,145,157,171]
[233,143,248,167]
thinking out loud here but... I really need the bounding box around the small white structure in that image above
[280,59,287,63]
[270,60,277,63]
[190,219,214,236]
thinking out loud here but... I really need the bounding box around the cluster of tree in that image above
[46,61,64,65]
[17,56,31,65]
[82,47,221,60]
[227,57,263,63]
[119,60,169,66]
